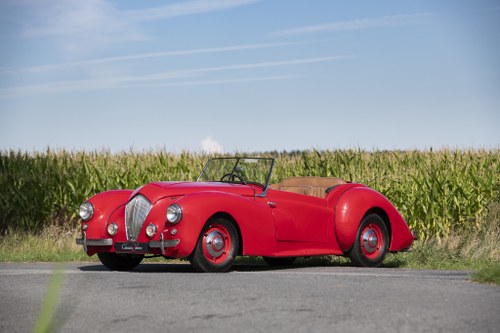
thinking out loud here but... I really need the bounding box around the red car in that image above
[77,157,416,272]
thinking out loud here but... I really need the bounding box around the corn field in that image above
[1,149,499,238]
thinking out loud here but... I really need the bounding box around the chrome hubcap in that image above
[205,231,225,258]
[362,229,378,253]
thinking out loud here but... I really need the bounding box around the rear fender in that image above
[331,186,413,252]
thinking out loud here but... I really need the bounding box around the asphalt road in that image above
[0,262,498,333]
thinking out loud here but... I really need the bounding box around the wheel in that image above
[263,257,296,267]
[348,214,389,267]
[190,218,239,272]
[97,252,143,271]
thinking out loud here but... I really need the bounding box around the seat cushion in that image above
[271,177,346,198]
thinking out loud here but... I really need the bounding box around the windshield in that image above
[197,157,274,188]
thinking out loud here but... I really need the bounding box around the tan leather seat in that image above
[270,176,346,199]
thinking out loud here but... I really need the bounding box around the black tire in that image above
[263,256,296,267]
[97,252,143,271]
[190,218,239,272]
[348,214,389,267]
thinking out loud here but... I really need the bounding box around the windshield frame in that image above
[197,157,275,196]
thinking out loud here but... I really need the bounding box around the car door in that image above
[265,190,332,243]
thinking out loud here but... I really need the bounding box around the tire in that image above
[348,213,389,267]
[97,252,143,271]
[190,218,239,272]
[263,257,296,267]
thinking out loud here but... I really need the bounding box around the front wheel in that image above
[190,218,239,272]
[348,214,389,267]
[97,252,144,271]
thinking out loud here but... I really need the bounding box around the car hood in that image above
[130,181,257,203]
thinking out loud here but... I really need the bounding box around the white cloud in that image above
[161,75,300,87]
[188,56,349,73]
[127,0,261,22]
[16,0,261,55]
[200,137,223,154]
[0,56,346,98]
[0,71,196,99]
[272,13,435,36]
[22,0,145,54]
[1,42,298,74]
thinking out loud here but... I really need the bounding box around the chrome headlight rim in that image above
[145,223,158,238]
[79,202,94,221]
[107,222,118,237]
[166,204,183,224]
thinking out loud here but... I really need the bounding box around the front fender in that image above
[174,191,276,258]
[332,186,413,252]
[84,190,133,242]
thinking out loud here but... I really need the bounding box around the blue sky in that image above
[0,0,499,153]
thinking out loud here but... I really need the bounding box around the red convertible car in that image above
[77,157,416,272]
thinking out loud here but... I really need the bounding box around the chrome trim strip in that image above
[160,233,165,255]
[257,158,274,198]
[149,238,180,253]
[197,160,211,182]
[76,237,113,249]
[82,231,87,252]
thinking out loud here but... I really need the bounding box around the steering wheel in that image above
[220,173,247,184]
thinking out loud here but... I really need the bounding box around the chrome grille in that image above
[125,194,152,241]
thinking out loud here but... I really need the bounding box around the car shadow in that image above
[77,262,314,273]
[78,263,196,273]
[77,254,406,273]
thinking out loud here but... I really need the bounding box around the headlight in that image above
[166,204,182,224]
[79,202,94,221]
[145,223,157,238]
[107,222,118,236]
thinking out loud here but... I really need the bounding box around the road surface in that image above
[0,263,498,332]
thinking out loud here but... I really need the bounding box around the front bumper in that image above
[76,232,180,255]
[76,237,112,252]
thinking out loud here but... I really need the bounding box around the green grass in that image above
[0,226,97,263]
[472,263,500,285]
[33,263,65,333]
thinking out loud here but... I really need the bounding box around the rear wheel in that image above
[190,218,238,272]
[348,214,389,267]
[97,252,143,271]
[263,257,296,267]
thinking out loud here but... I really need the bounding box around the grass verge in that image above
[1,231,497,282]
[472,263,500,285]
[1,204,498,284]
[0,225,97,263]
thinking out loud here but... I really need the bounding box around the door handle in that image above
[267,201,277,208]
